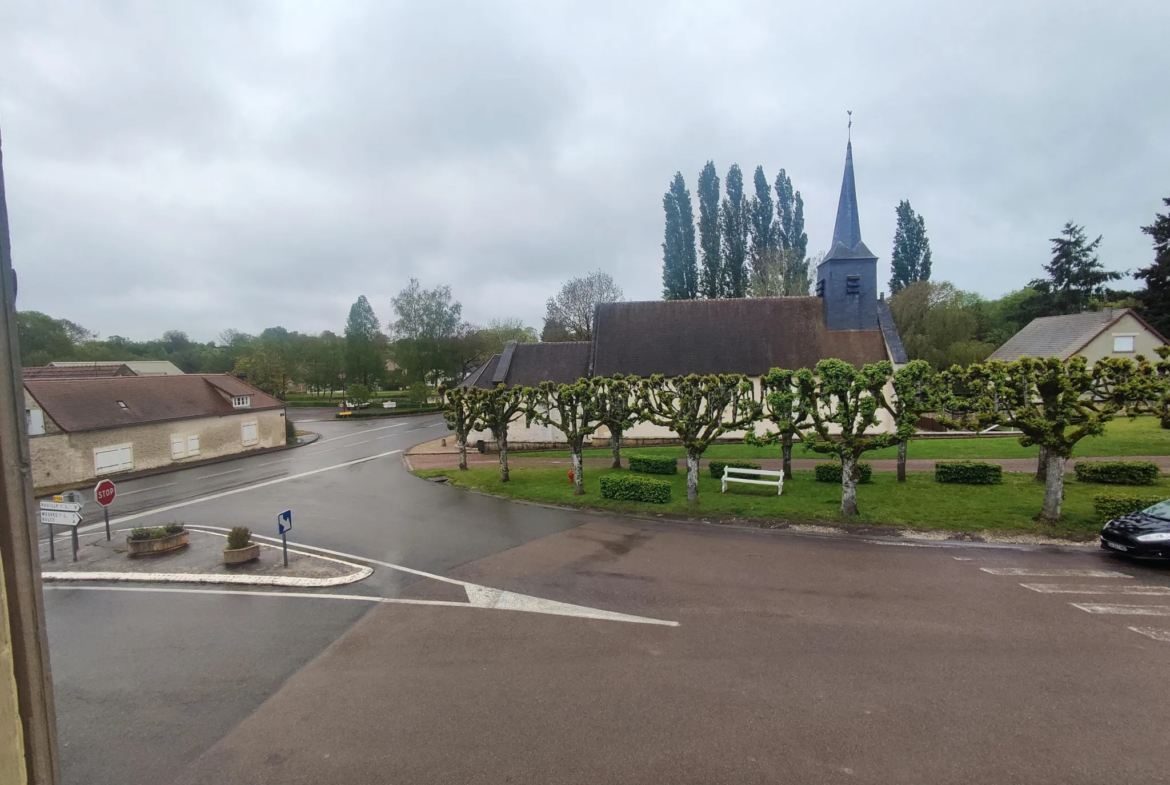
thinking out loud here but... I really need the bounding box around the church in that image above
[463,138,908,449]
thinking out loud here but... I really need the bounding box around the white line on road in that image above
[200,468,244,480]
[313,423,407,445]
[1022,583,1170,595]
[981,568,1132,578]
[257,458,293,467]
[44,585,468,607]
[339,440,370,448]
[1071,603,1170,616]
[953,557,974,561]
[1129,627,1170,642]
[306,448,336,455]
[119,483,177,496]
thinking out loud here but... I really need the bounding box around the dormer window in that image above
[232,395,251,409]
[117,401,129,411]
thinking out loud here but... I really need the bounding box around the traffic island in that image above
[38,527,371,588]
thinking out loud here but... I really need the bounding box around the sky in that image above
[1,0,1167,343]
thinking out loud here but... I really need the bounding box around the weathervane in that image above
[847,110,852,141]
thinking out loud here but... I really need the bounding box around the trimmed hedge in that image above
[814,462,873,484]
[1093,493,1166,523]
[709,460,762,479]
[935,461,1003,485]
[600,474,672,504]
[629,456,678,475]
[1074,461,1160,486]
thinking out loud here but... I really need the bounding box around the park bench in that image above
[721,466,784,495]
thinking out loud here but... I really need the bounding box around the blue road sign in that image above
[278,509,293,534]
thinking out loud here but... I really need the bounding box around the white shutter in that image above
[27,409,45,436]
[241,421,258,446]
[171,436,185,459]
[94,444,133,474]
[187,435,200,455]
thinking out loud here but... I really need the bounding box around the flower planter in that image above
[223,542,261,565]
[126,531,189,556]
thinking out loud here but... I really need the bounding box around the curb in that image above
[41,565,374,588]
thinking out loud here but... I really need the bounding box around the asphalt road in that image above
[42,413,1170,784]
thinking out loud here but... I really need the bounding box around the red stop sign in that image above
[94,479,116,507]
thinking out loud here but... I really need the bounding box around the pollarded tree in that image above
[940,356,1154,521]
[889,360,938,482]
[595,374,638,468]
[798,359,898,516]
[476,384,528,482]
[1148,346,1170,429]
[526,379,603,496]
[439,384,482,471]
[636,374,761,504]
[744,368,810,479]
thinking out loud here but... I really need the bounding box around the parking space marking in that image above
[1129,627,1170,642]
[1022,583,1170,595]
[1071,603,1170,616]
[981,568,1132,578]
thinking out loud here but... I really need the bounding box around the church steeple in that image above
[825,129,876,261]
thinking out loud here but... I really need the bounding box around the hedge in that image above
[629,456,678,475]
[1093,493,1166,523]
[814,462,873,484]
[935,461,1003,485]
[1074,461,1161,486]
[709,460,762,479]
[599,474,672,504]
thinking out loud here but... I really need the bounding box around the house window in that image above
[171,435,186,459]
[117,401,129,411]
[241,421,258,446]
[1112,335,1135,353]
[27,409,45,436]
[94,443,133,474]
[187,435,200,456]
[232,396,251,409]
[846,275,861,295]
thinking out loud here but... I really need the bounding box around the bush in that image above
[629,456,678,475]
[709,460,762,479]
[935,461,1003,485]
[1074,461,1160,486]
[600,474,671,504]
[285,417,296,445]
[163,522,185,535]
[128,525,179,541]
[814,462,873,484]
[226,526,253,550]
[1093,494,1167,523]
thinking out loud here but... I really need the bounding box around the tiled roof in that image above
[49,360,185,375]
[24,375,282,433]
[876,300,908,363]
[465,342,591,389]
[23,364,135,380]
[988,309,1140,361]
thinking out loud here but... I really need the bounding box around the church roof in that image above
[823,140,877,262]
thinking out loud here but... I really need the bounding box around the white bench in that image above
[721,467,784,495]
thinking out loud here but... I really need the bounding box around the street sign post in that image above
[94,479,116,540]
[39,502,82,562]
[277,510,292,567]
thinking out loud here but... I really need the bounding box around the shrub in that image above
[226,526,253,550]
[600,474,671,504]
[128,525,178,541]
[709,460,762,479]
[814,462,873,484]
[163,522,185,535]
[1074,461,1160,486]
[285,417,296,445]
[1093,494,1167,523]
[629,456,678,475]
[935,461,1003,485]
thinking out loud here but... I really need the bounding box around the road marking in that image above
[306,448,336,455]
[953,557,974,561]
[119,483,177,496]
[44,585,468,607]
[1022,583,1170,595]
[1071,603,1170,616]
[200,468,244,480]
[1129,627,1170,642]
[257,458,293,467]
[339,440,370,448]
[313,423,407,445]
[981,568,1132,578]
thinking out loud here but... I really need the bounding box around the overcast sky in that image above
[1,1,1167,342]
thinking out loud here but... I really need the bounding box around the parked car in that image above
[338,400,370,409]
[1100,499,1170,560]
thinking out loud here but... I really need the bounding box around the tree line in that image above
[443,349,1170,523]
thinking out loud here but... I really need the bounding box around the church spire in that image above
[825,115,875,261]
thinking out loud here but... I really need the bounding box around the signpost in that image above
[94,478,116,540]
[39,501,82,562]
[277,509,292,567]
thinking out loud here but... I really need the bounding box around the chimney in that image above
[1104,306,1114,321]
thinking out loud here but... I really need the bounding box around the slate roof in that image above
[465,342,591,389]
[23,364,135,380]
[876,299,908,363]
[823,140,877,262]
[988,308,1164,361]
[49,360,185,376]
[24,375,282,433]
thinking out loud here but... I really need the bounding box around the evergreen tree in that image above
[344,295,384,387]
[697,161,722,299]
[791,191,808,260]
[661,172,698,299]
[720,164,749,298]
[888,200,932,294]
[773,169,808,260]
[1029,222,1120,315]
[747,165,778,294]
[1136,197,1170,338]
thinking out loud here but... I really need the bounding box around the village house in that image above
[988,307,1167,363]
[23,374,286,489]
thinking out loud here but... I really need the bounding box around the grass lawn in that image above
[415,464,1170,540]
[512,416,1170,461]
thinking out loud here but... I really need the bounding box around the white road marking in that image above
[119,483,177,496]
[1071,603,1170,616]
[339,440,370,448]
[1129,627,1170,642]
[953,557,974,561]
[306,448,336,455]
[1022,583,1170,595]
[200,468,244,480]
[981,568,1132,578]
[257,458,293,467]
[44,585,468,607]
[313,423,407,445]
[426,423,445,428]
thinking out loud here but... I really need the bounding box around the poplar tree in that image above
[720,165,749,298]
[662,173,698,299]
[888,200,932,295]
[697,162,722,299]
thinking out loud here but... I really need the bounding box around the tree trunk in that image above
[571,446,584,496]
[611,429,622,469]
[896,440,907,483]
[457,433,468,471]
[781,433,793,479]
[498,432,510,483]
[840,454,860,516]
[1035,444,1048,483]
[1038,450,1066,522]
[685,450,701,505]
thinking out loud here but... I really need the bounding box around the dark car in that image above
[1101,499,1170,560]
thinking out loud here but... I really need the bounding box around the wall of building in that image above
[1076,313,1165,364]
[28,408,285,488]
[0,553,27,785]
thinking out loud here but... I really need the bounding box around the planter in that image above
[126,531,189,556]
[223,542,261,565]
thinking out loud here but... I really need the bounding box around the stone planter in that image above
[126,531,189,556]
[223,542,261,565]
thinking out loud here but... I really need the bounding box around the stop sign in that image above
[94,479,116,507]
